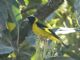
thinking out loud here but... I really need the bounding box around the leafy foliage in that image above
[0,0,80,60]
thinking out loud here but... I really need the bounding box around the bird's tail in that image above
[51,36,69,47]
[60,40,69,48]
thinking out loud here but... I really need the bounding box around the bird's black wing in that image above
[36,22,47,29]
[36,22,60,39]
[36,22,69,47]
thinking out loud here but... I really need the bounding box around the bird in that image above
[26,16,68,47]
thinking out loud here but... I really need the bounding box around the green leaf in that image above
[6,22,16,32]
[24,0,29,5]
[42,0,48,4]
[12,5,22,21]
[0,45,14,55]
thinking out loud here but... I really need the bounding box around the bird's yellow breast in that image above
[32,23,60,43]
[32,23,50,37]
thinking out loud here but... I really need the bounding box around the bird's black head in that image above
[27,16,35,24]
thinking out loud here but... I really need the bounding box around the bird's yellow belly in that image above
[32,24,60,43]
[32,24,49,37]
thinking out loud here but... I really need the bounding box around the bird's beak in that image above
[21,18,29,24]
[24,18,29,22]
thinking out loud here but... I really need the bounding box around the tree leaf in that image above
[12,5,22,21]
[0,45,14,55]
[6,22,16,32]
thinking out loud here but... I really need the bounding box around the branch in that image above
[34,0,64,20]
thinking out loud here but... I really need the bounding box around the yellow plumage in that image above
[27,16,68,47]
[32,19,61,43]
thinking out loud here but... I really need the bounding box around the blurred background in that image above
[0,0,80,60]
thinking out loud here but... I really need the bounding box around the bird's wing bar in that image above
[36,22,48,29]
